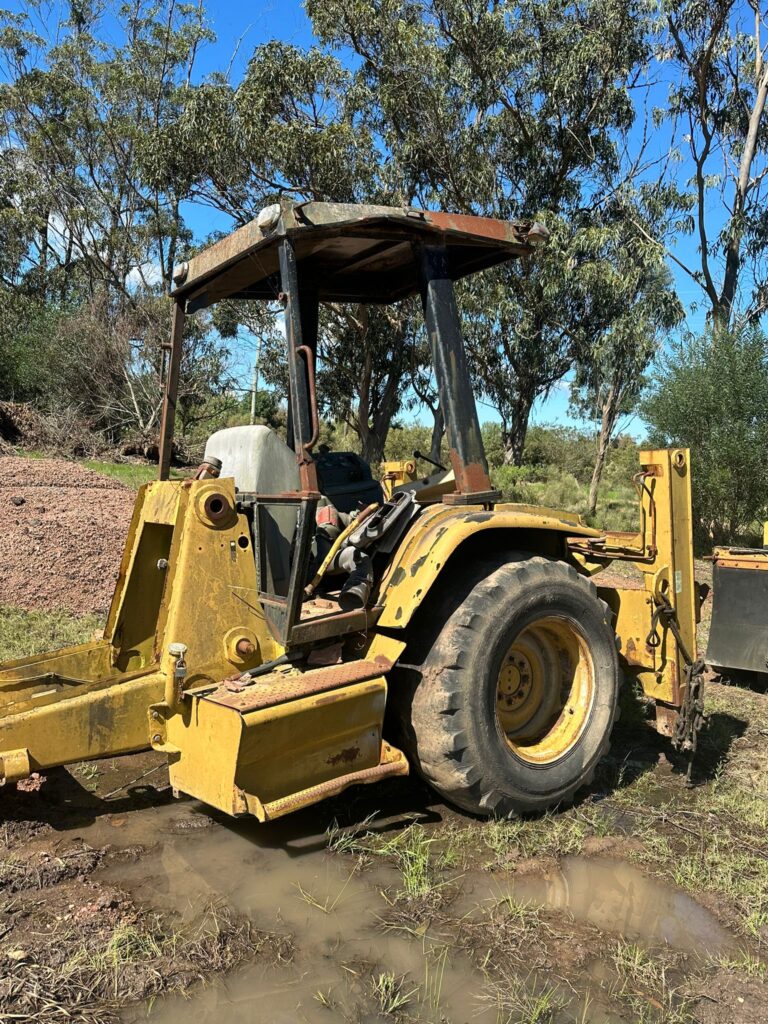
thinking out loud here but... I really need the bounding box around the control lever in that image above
[413,449,446,473]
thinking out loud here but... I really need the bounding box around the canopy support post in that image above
[158,298,185,481]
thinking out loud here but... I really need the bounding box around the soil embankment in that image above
[0,456,135,614]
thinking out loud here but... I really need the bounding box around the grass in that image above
[610,940,694,1024]
[0,604,102,662]
[422,941,449,1010]
[321,682,768,1019]
[620,685,768,937]
[373,825,437,899]
[328,821,462,908]
[371,971,419,1016]
[6,448,186,488]
[475,971,566,1024]
[1,900,287,1024]
[394,681,768,944]
[333,812,605,903]
[83,459,160,488]
[712,949,768,979]
[294,866,360,914]
[491,463,639,533]
[83,459,186,489]
[426,802,615,876]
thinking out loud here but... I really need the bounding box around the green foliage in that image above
[522,425,599,480]
[177,42,420,464]
[490,425,640,532]
[0,2,235,454]
[384,423,444,464]
[0,291,63,402]
[82,460,186,489]
[481,422,505,469]
[0,0,208,299]
[309,0,675,463]
[642,326,768,544]
[176,389,285,459]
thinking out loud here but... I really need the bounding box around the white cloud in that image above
[127,261,164,290]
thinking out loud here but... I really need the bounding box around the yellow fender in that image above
[376,502,601,629]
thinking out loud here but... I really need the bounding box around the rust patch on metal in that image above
[204,656,391,713]
[288,606,382,646]
[716,557,768,571]
[409,554,427,576]
[328,745,360,766]
[235,638,257,658]
[655,703,678,737]
[449,455,493,495]
[623,638,646,667]
[203,492,231,523]
[425,210,534,251]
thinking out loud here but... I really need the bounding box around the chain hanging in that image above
[646,593,706,783]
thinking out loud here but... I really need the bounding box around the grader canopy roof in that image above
[171,201,545,311]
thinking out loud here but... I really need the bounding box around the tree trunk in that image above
[360,428,385,466]
[354,374,400,466]
[429,403,444,465]
[718,65,768,327]
[588,388,619,518]
[502,395,532,466]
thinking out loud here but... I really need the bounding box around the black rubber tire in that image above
[397,553,620,818]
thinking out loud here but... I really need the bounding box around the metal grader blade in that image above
[707,548,768,678]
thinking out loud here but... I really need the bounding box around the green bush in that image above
[642,326,768,546]
[522,424,597,480]
[492,458,638,532]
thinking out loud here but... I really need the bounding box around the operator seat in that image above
[204,425,299,595]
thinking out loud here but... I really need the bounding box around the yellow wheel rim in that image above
[496,616,596,765]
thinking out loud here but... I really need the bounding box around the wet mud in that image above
[2,744,761,1024]
[2,653,768,1024]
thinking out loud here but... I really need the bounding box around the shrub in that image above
[642,326,768,546]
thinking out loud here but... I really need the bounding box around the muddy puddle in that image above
[75,798,735,1023]
[509,855,734,956]
[92,801,495,1024]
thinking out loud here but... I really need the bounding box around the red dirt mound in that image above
[0,457,136,615]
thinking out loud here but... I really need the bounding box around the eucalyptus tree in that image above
[643,325,768,544]
[0,0,235,444]
[174,41,424,462]
[659,0,768,328]
[308,0,674,464]
[0,0,210,301]
[569,215,683,517]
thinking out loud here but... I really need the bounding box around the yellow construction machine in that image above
[0,201,704,821]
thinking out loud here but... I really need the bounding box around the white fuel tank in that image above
[203,425,299,494]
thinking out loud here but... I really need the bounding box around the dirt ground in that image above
[2,679,768,1024]
[1,456,766,1023]
[0,457,135,614]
